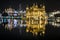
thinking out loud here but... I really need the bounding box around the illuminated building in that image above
[2,9,8,28]
[5,7,26,31]
[19,10,26,27]
[5,8,14,30]
[48,11,60,27]
[26,4,48,36]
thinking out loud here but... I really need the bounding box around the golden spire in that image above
[42,5,45,8]
[33,3,35,6]
[35,3,38,8]
[32,3,35,8]
[26,5,29,10]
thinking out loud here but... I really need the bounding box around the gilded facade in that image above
[26,4,48,36]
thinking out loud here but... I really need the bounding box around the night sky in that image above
[45,0,60,12]
[0,0,60,12]
[0,0,43,12]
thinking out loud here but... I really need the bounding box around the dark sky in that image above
[0,0,60,12]
[45,0,60,12]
